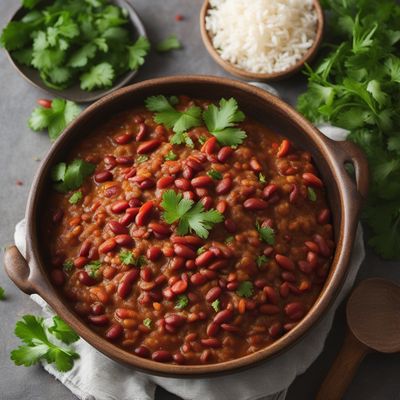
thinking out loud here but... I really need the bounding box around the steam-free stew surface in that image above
[44,96,334,365]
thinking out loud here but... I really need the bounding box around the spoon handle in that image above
[316,329,370,400]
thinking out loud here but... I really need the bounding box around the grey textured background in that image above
[0,1,399,399]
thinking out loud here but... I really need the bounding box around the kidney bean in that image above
[216,177,232,195]
[206,287,222,303]
[201,338,221,348]
[90,303,105,315]
[114,133,133,145]
[135,201,154,226]
[162,287,175,300]
[186,158,204,171]
[269,322,283,338]
[182,167,194,180]
[224,219,237,233]
[275,254,295,271]
[51,269,65,286]
[298,260,313,274]
[195,188,209,198]
[165,314,186,327]
[226,281,238,291]
[263,286,279,305]
[201,137,218,154]
[148,222,170,237]
[195,250,215,267]
[191,175,213,188]
[220,324,240,334]
[111,200,129,214]
[99,238,117,254]
[95,171,113,183]
[249,159,262,172]
[116,156,134,166]
[104,155,117,170]
[78,271,96,286]
[313,234,331,257]
[263,184,278,199]
[88,315,109,326]
[213,309,233,325]
[119,211,136,226]
[140,267,152,282]
[200,196,213,210]
[173,244,196,259]
[74,256,88,268]
[254,279,268,289]
[157,176,174,189]
[206,322,220,337]
[37,98,52,108]
[171,279,188,294]
[170,257,185,271]
[190,272,207,285]
[175,178,191,191]
[52,209,64,224]
[303,172,323,188]
[114,234,133,247]
[243,198,268,210]
[216,200,228,214]
[217,146,234,162]
[173,353,185,364]
[140,179,155,190]
[289,184,299,203]
[318,208,331,225]
[282,271,296,282]
[152,350,172,362]
[105,185,120,197]
[277,139,291,158]
[136,123,147,141]
[307,251,318,269]
[118,269,139,299]
[305,241,320,253]
[208,260,228,271]
[137,139,161,154]
[259,304,280,315]
[134,346,150,358]
[280,282,290,298]
[109,220,129,235]
[79,240,92,257]
[147,246,162,261]
[172,235,204,247]
[105,323,123,340]
[124,167,137,179]
[284,302,305,320]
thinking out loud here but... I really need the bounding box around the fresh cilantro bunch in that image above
[0,0,150,91]
[11,315,79,372]
[161,189,224,238]
[297,0,400,259]
[29,98,81,140]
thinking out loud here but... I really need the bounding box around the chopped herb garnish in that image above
[203,98,247,146]
[0,286,5,300]
[165,151,177,161]
[62,260,74,272]
[161,190,224,239]
[51,159,95,193]
[207,169,222,180]
[10,315,79,372]
[256,221,275,245]
[198,135,207,145]
[256,255,269,269]
[84,260,101,278]
[136,155,149,164]
[236,281,254,298]
[69,191,82,204]
[197,246,206,255]
[307,187,317,202]
[259,173,266,183]
[225,236,234,245]
[119,251,147,267]
[211,299,220,312]
[171,131,194,148]
[143,318,152,328]
[175,295,189,309]
[156,35,182,52]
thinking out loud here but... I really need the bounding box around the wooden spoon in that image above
[317,278,400,400]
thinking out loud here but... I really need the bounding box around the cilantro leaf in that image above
[68,43,97,68]
[170,132,194,148]
[175,295,189,309]
[259,173,266,183]
[143,318,152,328]
[69,191,83,204]
[127,36,150,70]
[256,255,269,269]
[84,260,101,278]
[203,98,247,146]
[256,222,275,245]
[165,151,177,161]
[136,155,149,164]
[51,159,96,193]
[236,281,254,298]
[119,251,147,267]
[0,286,5,300]
[211,299,220,312]
[161,190,224,239]
[156,35,182,52]
[207,169,222,180]
[307,187,317,202]
[80,62,114,91]
[63,260,74,272]
[197,246,206,255]
[10,315,79,372]
[225,236,234,244]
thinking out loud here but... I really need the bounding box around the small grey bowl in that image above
[4,0,147,103]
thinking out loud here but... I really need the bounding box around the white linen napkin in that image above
[14,219,364,400]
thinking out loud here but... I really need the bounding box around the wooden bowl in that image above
[4,76,368,377]
[200,0,325,81]
[3,0,147,103]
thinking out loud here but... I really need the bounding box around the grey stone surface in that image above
[0,1,399,399]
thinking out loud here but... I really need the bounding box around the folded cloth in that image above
[14,218,364,400]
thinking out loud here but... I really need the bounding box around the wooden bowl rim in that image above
[23,75,363,377]
[3,0,147,103]
[200,0,325,81]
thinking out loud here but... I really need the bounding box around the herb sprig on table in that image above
[10,315,79,372]
[298,0,400,259]
[0,0,150,91]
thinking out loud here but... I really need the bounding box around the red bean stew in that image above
[44,95,334,365]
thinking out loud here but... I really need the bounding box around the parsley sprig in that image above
[10,315,79,372]
[175,295,189,309]
[236,281,254,298]
[256,222,276,245]
[161,190,224,239]
[119,251,147,267]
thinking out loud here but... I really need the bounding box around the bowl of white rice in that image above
[200,0,324,81]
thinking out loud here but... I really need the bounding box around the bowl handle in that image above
[324,138,369,199]
[4,246,36,295]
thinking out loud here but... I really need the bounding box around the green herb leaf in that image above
[84,260,101,278]
[69,191,83,204]
[236,281,254,298]
[119,251,147,267]
[198,135,207,145]
[207,169,222,180]
[127,36,150,70]
[156,34,181,52]
[80,62,114,91]
[161,190,224,239]
[211,299,220,312]
[48,316,79,344]
[51,159,96,193]
[165,151,177,161]
[307,187,317,202]
[203,98,247,146]
[170,131,194,148]
[256,222,275,245]
[175,295,189,309]
[0,286,5,300]
[259,173,266,183]
[143,318,152,328]
[197,246,206,255]
[256,255,269,269]
[62,260,74,272]
[225,236,234,245]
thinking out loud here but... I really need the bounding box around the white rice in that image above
[205,0,318,74]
